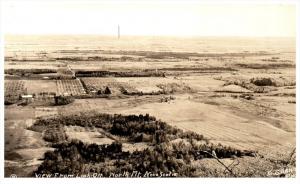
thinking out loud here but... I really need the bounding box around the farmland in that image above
[81,77,137,95]
[4,80,26,105]
[56,79,86,96]
[4,35,296,177]
[24,80,57,94]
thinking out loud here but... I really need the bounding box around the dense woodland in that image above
[30,113,256,177]
[31,113,210,144]
[35,139,254,177]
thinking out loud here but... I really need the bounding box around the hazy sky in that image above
[2,0,296,37]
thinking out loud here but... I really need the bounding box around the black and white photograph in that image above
[0,0,298,183]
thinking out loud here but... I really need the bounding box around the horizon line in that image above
[4,33,296,39]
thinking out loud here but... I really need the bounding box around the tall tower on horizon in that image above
[118,24,120,39]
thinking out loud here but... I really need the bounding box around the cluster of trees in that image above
[76,70,111,77]
[33,112,247,175]
[54,95,75,105]
[48,75,75,80]
[35,140,196,177]
[160,96,176,103]
[86,56,118,61]
[35,139,255,177]
[5,68,77,80]
[31,113,209,145]
[32,113,154,128]
[55,56,120,62]
[171,140,254,160]
[120,86,165,96]
[156,83,193,94]
[5,69,57,76]
[35,140,127,176]
[113,145,196,177]
[96,86,111,95]
[224,79,271,93]
[75,70,165,78]
[43,124,68,143]
[236,63,294,70]
[51,140,124,161]
[31,112,257,177]
[250,77,275,86]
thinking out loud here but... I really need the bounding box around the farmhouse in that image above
[21,94,33,103]
[21,94,33,99]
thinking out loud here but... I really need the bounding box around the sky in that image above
[2,0,297,37]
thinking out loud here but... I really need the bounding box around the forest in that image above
[30,113,256,177]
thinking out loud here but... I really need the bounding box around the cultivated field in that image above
[24,80,57,94]
[81,77,137,95]
[56,79,86,96]
[4,80,26,104]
